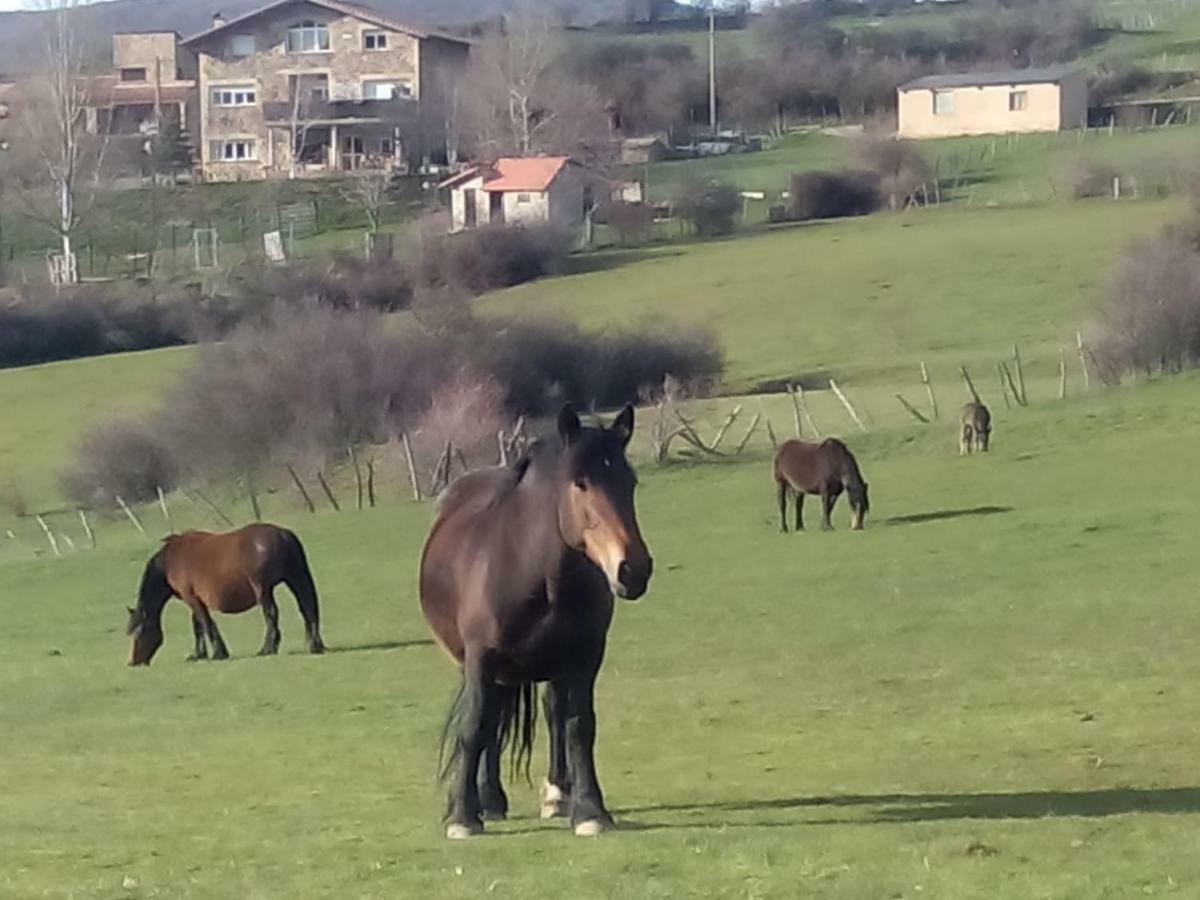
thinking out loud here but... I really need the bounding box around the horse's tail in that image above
[280,529,322,640]
[437,679,538,785]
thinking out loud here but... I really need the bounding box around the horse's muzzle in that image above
[616,556,653,600]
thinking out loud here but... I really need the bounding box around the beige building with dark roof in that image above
[897,66,1088,139]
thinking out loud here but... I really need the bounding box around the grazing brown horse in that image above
[959,401,992,455]
[126,523,325,666]
[420,403,653,840]
[774,438,870,532]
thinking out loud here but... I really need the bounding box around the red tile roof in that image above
[483,157,572,192]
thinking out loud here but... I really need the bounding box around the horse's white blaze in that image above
[574,819,606,837]
[446,823,479,840]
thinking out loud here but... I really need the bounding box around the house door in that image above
[341,136,365,171]
[464,189,477,228]
[489,191,504,224]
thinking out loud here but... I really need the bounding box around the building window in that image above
[363,79,412,100]
[211,85,257,107]
[120,67,147,82]
[932,91,955,116]
[287,20,330,53]
[211,139,256,161]
[516,193,532,204]
[380,137,394,156]
[229,34,256,57]
[363,30,388,50]
[1009,90,1028,112]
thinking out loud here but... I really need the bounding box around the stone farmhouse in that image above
[439,157,591,233]
[176,0,471,181]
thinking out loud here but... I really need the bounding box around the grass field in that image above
[6,370,1200,898]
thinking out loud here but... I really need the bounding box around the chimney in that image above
[212,12,226,28]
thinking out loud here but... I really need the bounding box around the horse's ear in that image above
[610,403,635,447]
[557,403,582,446]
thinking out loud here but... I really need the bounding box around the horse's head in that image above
[556,403,653,600]
[849,481,870,531]
[126,605,163,666]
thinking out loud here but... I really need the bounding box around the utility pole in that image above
[708,3,717,134]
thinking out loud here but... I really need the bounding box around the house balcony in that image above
[262,98,414,126]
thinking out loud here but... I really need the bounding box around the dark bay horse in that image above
[420,403,653,840]
[773,437,870,532]
[959,401,992,455]
[126,523,325,666]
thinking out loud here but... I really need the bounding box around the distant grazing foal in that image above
[773,438,870,532]
[959,401,992,455]
[126,524,325,665]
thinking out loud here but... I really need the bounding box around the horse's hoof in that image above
[540,781,567,819]
[309,643,326,655]
[481,808,508,821]
[574,819,606,837]
[446,822,483,840]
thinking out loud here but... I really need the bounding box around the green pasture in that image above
[5,370,1200,897]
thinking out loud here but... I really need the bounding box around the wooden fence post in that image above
[115,497,147,536]
[1058,347,1067,400]
[796,385,820,438]
[78,509,96,549]
[285,464,317,514]
[960,366,981,404]
[349,445,365,511]
[829,380,868,432]
[895,393,930,424]
[997,362,1012,409]
[156,486,172,530]
[401,432,423,502]
[787,383,803,438]
[316,472,341,512]
[1076,331,1091,391]
[1012,344,1028,406]
[366,458,377,508]
[187,488,236,526]
[920,361,939,420]
[36,515,60,557]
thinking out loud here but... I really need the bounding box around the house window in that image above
[286,20,330,53]
[363,79,412,100]
[211,85,257,107]
[1009,90,1029,112]
[120,67,146,82]
[380,137,394,156]
[363,30,388,50]
[516,193,532,204]
[932,91,955,116]
[229,34,256,57]
[210,139,256,161]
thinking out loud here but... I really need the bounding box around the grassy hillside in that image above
[5,373,1200,897]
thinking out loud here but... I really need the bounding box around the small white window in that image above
[211,140,256,161]
[1009,90,1028,112]
[229,34,256,57]
[287,20,330,53]
[932,91,956,116]
[516,193,532,204]
[363,79,412,100]
[211,85,257,107]
[363,30,388,50]
[120,67,146,82]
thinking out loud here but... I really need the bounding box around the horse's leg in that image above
[195,603,230,660]
[821,490,837,530]
[541,679,571,819]
[776,481,789,533]
[186,613,208,662]
[446,651,498,839]
[565,663,613,836]
[794,491,805,532]
[477,688,509,821]
[960,425,972,456]
[258,589,281,656]
[284,571,325,654]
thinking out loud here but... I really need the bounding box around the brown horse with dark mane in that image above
[420,403,653,840]
[773,438,870,532]
[126,523,325,666]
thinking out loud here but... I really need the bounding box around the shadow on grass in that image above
[324,639,434,655]
[882,505,1013,527]
[559,249,684,277]
[616,786,1200,825]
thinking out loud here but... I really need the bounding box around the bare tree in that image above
[461,7,613,163]
[12,0,109,284]
[288,73,323,179]
[339,169,393,233]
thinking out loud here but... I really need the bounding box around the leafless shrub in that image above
[414,223,573,294]
[789,170,881,221]
[413,373,511,468]
[673,181,740,237]
[1089,234,1200,383]
[1061,157,1120,199]
[598,201,656,246]
[61,416,178,508]
[854,136,932,209]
